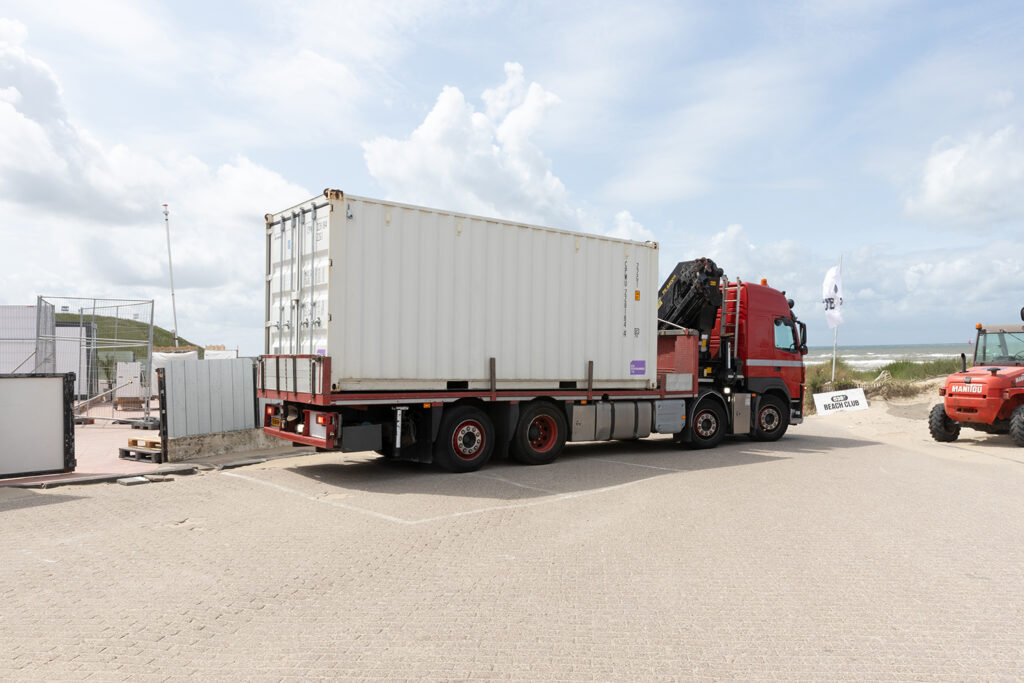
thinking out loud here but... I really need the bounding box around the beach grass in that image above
[803,355,962,414]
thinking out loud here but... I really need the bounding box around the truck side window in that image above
[774,318,798,353]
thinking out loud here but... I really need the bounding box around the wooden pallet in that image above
[128,438,161,449]
[115,397,146,411]
[118,446,162,464]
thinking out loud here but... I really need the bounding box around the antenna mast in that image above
[162,204,180,347]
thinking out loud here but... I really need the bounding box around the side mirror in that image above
[800,344,808,355]
[1020,307,1023,322]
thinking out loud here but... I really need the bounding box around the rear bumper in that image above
[946,398,1002,424]
[263,425,332,449]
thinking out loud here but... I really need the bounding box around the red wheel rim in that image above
[527,415,557,453]
[759,406,780,432]
[694,410,718,438]
[452,419,485,461]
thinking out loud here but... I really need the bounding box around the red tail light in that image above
[316,414,328,425]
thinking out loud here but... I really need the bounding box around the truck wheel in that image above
[751,395,789,442]
[928,404,960,442]
[511,401,567,465]
[1010,405,1024,446]
[435,406,495,473]
[687,400,725,449]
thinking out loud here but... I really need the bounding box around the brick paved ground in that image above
[2,398,1023,680]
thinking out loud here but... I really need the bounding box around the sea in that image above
[805,343,974,371]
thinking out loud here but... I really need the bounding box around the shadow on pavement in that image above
[0,489,84,513]
[282,431,880,501]
[756,432,883,453]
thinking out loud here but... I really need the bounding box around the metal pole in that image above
[145,299,155,421]
[830,328,838,384]
[163,204,180,347]
[830,254,842,384]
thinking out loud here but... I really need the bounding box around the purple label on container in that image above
[316,349,326,355]
[630,360,646,375]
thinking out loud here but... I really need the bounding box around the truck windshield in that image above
[976,330,1024,364]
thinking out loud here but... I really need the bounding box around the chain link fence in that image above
[0,297,155,425]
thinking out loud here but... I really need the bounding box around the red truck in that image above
[257,192,806,472]
[930,312,1024,446]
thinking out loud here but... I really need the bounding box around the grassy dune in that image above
[56,313,197,349]
[804,356,963,414]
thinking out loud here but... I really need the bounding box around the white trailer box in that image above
[264,190,659,392]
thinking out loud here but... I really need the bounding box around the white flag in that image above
[822,265,843,328]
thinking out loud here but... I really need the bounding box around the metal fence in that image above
[160,358,257,439]
[0,297,156,425]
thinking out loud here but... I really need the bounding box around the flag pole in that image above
[830,254,842,384]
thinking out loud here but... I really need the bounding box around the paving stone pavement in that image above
[2,411,1024,680]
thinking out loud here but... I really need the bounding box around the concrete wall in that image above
[164,428,281,463]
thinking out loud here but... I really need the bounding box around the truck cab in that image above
[704,280,807,434]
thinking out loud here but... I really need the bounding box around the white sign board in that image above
[813,388,869,415]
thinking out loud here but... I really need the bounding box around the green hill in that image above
[56,313,198,349]
[55,313,202,384]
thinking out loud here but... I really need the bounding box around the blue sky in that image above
[1,0,1022,355]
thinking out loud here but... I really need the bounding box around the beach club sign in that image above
[813,388,869,415]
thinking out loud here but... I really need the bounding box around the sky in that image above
[1,0,1022,356]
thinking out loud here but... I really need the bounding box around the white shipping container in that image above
[116,361,144,398]
[265,190,659,392]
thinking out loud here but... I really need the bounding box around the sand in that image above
[802,377,1024,466]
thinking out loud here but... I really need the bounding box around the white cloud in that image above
[906,126,1024,226]
[0,37,309,353]
[0,17,27,45]
[607,211,656,242]
[607,55,810,202]
[259,0,459,66]
[4,2,181,71]
[363,62,656,242]
[363,63,570,224]
[988,89,1015,108]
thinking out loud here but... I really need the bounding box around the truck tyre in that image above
[751,395,789,442]
[434,406,495,473]
[511,401,567,466]
[687,400,725,449]
[928,404,960,442]
[1010,405,1024,447]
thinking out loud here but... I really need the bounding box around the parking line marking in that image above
[223,468,673,526]
[589,457,690,472]
[410,478,655,525]
[222,472,414,525]
[469,472,560,494]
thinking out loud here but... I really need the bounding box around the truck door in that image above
[743,303,805,401]
[768,316,804,396]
